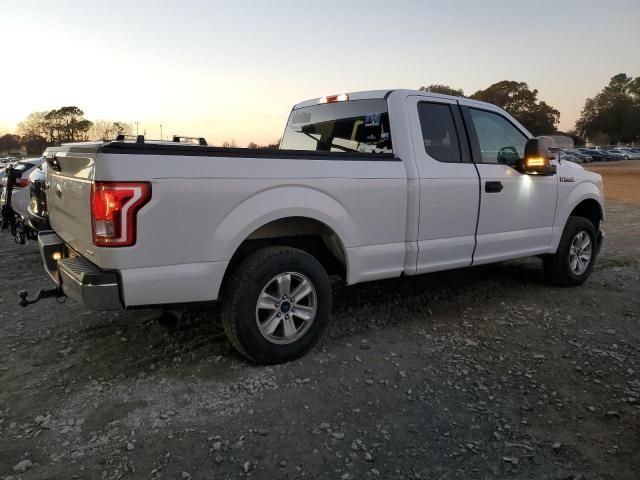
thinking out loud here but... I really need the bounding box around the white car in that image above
[33,89,605,363]
[0,158,44,217]
[615,148,640,159]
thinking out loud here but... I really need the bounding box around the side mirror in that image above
[517,138,557,176]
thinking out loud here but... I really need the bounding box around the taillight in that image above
[91,181,151,247]
[17,178,29,188]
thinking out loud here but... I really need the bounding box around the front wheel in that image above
[220,246,332,364]
[543,216,598,286]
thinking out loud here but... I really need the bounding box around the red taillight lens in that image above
[91,181,151,247]
[17,178,29,188]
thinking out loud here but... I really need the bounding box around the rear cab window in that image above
[417,102,467,163]
[280,99,393,154]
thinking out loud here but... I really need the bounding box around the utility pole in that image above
[160,124,163,141]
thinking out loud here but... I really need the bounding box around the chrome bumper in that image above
[38,232,123,310]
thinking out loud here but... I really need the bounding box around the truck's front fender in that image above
[556,181,604,227]
[551,180,604,251]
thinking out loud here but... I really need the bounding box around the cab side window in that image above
[418,102,463,163]
[469,109,528,165]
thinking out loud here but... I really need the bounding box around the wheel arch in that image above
[211,186,356,295]
[569,198,603,230]
[225,215,349,279]
[556,182,604,230]
[551,182,604,253]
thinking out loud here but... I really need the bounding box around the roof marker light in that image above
[319,93,349,104]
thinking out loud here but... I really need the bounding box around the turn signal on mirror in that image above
[525,157,546,167]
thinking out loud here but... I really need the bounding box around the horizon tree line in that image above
[420,73,640,145]
[2,73,638,156]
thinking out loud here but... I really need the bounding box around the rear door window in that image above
[280,99,392,154]
[417,102,465,163]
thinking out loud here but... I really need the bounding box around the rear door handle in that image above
[485,181,503,193]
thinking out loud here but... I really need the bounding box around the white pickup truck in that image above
[32,89,604,363]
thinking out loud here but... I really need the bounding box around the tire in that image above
[543,216,598,287]
[220,246,332,364]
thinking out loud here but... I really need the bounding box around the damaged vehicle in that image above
[24,90,605,364]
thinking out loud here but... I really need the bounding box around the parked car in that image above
[0,158,43,210]
[559,150,582,163]
[566,150,593,163]
[615,148,640,159]
[27,161,50,231]
[578,149,616,162]
[29,89,605,364]
[603,149,628,160]
[0,157,45,243]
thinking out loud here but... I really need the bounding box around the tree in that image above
[45,106,93,143]
[574,73,640,144]
[221,139,237,148]
[88,120,112,140]
[17,111,48,139]
[15,108,133,152]
[470,81,560,135]
[0,134,22,154]
[112,122,132,137]
[21,133,48,155]
[419,84,465,97]
[247,140,280,149]
[88,120,133,140]
[17,107,93,145]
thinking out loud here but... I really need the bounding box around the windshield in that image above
[280,99,393,154]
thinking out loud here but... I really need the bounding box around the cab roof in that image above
[293,89,499,111]
[292,89,527,135]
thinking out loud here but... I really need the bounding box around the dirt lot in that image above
[586,160,640,204]
[1,163,639,480]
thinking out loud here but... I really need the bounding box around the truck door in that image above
[460,105,558,264]
[406,96,481,273]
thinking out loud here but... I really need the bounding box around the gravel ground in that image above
[1,200,638,480]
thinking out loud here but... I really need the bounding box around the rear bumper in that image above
[27,210,50,232]
[38,232,123,310]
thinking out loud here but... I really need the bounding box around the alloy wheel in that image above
[569,230,592,275]
[255,272,317,345]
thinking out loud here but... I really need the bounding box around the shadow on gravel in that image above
[327,258,544,338]
[62,257,547,374]
[1,249,548,419]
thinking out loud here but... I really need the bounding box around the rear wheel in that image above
[544,216,598,286]
[220,246,332,364]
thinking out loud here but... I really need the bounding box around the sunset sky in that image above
[1,0,639,146]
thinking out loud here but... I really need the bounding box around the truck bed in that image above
[45,140,409,307]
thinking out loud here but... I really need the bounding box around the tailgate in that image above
[46,146,99,257]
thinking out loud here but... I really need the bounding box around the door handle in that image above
[485,181,503,193]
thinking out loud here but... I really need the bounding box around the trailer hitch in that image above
[19,287,65,307]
